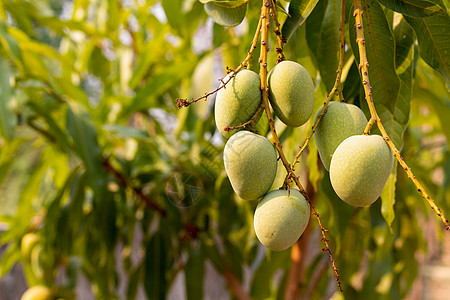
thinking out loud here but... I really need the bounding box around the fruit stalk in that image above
[290,0,347,172]
[353,0,449,229]
[269,2,286,63]
[260,0,343,292]
[175,17,262,108]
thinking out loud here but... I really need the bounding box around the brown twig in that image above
[260,0,342,292]
[102,157,168,217]
[270,1,286,63]
[353,0,449,229]
[224,104,264,132]
[223,264,251,300]
[289,0,347,174]
[175,18,263,108]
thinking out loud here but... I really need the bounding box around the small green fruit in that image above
[314,102,367,171]
[215,69,261,138]
[224,131,277,200]
[268,61,315,127]
[21,285,52,300]
[254,189,310,251]
[329,135,394,207]
[21,233,40,261]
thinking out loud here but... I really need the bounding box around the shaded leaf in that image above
[317,0,340,91]
[144,231,169,300]
[394,16,415,69]
[185,246,205,300]
[0,56,15,140]
[282,0,319,42]
[0,243,20,277]
[199,0,249,8]
[405,14,450,87]
[66,103,106,199]
[204,2,247,27]
[377,0,446,18]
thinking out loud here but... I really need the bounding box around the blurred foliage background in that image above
[0,0,449,299]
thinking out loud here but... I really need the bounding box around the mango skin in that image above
[224,131,277,200]
[329,135,394,207]
[254,189,310,251]
[314,102,367,171]
[21,233,40,261]
[268,61,315,127]
[21,285,52,300]
[215,69,261,138]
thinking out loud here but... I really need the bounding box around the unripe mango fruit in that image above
[224,131,277,200]
[21,233,40,261]
[268,61,315,127]
[21,285,52,300]
[215,69,261,138]
[254,189,310,251]
[314,102,367,171]
[329,135,394,207]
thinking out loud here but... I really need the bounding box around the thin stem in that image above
[260,0,343,292]
[270,0,286,63]
[353,0,449,229]
[289,0,347,173]
[103,157,168,217]
[223,264,251,300]
[224,104,264,132]
[175,18,262,108]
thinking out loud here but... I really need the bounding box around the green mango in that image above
[314,102,368,171]
[254,189,310,251]
[21,285,52,300]
[215,69,261,138]
[329,135,394,207]
[224,131,277,200]
[21,232,40,261]
[268,61,315,127]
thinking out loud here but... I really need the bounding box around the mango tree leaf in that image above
[185,246,205,300]
[66,102,106,200]
[204,2,247,27]
[199,0,248,8]
[405,14,450,87]
[349,0,401,145]
[317,0,340,91]
[394,17,415,69]
[0,56,15,140]
[144,231,169,300]
[281,0,319,42]
[381,160,398,232]
[0,242,20,277]
[377,0,447,18]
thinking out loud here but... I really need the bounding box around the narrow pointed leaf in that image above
[282,0,319,42]
[377,0,446,18]
[405,14,450,87]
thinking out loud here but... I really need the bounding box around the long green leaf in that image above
[281,0,319,42]
[349,0,401,143]
[405,14,450,87]
[199,0,248,8]
[185,246,205,300]
[204,2,247,27]
[0,56,15,140]
[66,103,106,200]
[317,0,340,91]
[377,0,446,18]
[381,160,398,232]
[144,231,168,300]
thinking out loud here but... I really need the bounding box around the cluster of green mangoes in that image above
[314,102,394,207]
[216,61,313,251]
[215,61,393,251]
